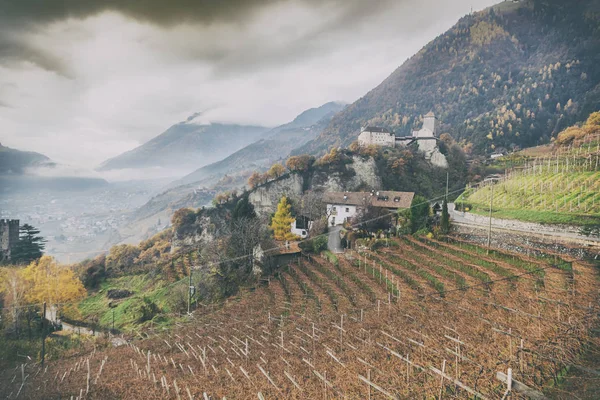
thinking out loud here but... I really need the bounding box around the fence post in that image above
[41,302,46,367]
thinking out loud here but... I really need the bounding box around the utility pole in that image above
[446,171,449,199]
[486,183,494,254]
[188,267,193,315]
[41,302,46,367]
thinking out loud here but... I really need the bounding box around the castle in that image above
[0,219,19,262]
[358,112,448,168]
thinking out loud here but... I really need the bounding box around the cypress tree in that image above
[441,197,450,234]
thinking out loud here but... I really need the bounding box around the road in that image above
[328,225,343,253]
[449,203,600,245]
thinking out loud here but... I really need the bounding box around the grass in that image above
[76,273,182,333]
[458,169,600,226]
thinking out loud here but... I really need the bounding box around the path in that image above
[328,225,343,253]
[47,305,100,337]
[449,203,600,246]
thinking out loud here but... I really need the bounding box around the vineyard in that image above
[458,132,600,225]
[1,237,598,399]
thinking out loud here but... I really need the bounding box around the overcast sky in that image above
[0,0,498,167]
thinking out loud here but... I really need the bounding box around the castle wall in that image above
[0,219,19,261]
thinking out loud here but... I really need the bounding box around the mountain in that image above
[174,102,346,187]
[0,143,107,192]
[97,119,270,174]
[0,143,51,174]
[298,0,600,156]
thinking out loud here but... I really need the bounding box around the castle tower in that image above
[423,111,436,135]
[0,219,20,262]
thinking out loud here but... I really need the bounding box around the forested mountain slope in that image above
[299,0,600,156]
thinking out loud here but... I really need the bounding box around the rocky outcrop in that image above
[417,139,448,168]
[171,207,231,249]
[249,156,381,216]
[249,173,304,216]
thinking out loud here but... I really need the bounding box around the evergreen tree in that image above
[270,197,297,241]
[409,195,430,233]
[11,224,45,265]
[441,197,450,234]
[232,196,256,221]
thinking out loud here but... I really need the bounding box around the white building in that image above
[356,112,447,168]
[323,191,415,227]
[290,217,312,239]
[357,127,395,147]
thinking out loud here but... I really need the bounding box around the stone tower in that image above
[423,111,437,135]
[0,219,20,262]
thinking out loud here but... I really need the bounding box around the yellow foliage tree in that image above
[267,163,286,179]
[21,256,86,306]
[270,197,298,241]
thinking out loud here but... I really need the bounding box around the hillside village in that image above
[1,0,600,399]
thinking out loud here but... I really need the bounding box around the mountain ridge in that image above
[296,0,600,157]
[97,120,270,174]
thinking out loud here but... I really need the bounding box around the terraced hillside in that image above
[457,131,600,225]
[2,238,597,399]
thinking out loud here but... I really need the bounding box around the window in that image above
[345,208,350,212]
[332,206,337,211]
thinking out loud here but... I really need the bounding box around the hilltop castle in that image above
[358,112,448,168]
[0,219,19,263]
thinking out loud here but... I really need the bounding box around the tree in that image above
[286,155,314,172]
[409,195,430,233]
[299,191,325,222]
[232,196,256,221]
[21,256,86,306]
[247,171,262,189]
[267,163,286,179]
[0,268,26,335]
[171,208,196,235]
[355,201,392,233]
[105,244,141,273]
[270,197,298,241]
[11,224,45,265]
[440,197,450,234]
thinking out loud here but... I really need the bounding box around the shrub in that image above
[300,235,327,253]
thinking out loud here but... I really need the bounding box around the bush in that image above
[300,235,327,253]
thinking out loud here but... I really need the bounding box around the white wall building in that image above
[358,127,396,147]
[290,217,312,239]
[323,191,414,227]
[357,112,448,168]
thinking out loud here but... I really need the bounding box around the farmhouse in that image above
[323,191,414,227]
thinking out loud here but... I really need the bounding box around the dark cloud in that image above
[1,0,307,26]
[0,30,70,76]
[0,0,396,75]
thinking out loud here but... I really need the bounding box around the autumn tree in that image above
[286,155,314,172]
[0,268,26,335]
[267,163,286,179]
[171,208,196,235]
[247,171,262,189]
[270,197,298,241]
[105,244,141,273]
[21,256,86,307]
[348,141,361,153]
